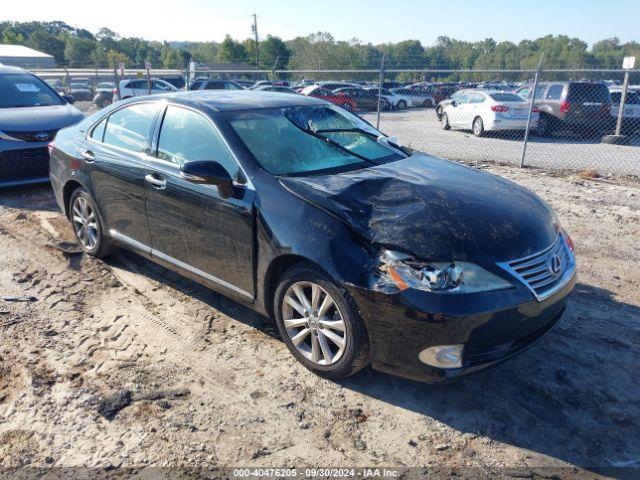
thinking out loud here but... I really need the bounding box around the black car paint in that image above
[50,91,574,382]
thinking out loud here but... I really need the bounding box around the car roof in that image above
[124,90,326,112]
[0,65,28,74]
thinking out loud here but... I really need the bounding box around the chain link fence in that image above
[29,63,640,177]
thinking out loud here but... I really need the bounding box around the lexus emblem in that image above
[549,254,562,276]
[35,132,49,141]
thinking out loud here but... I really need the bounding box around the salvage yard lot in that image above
[0,164,639,475]
[366,110,640,177]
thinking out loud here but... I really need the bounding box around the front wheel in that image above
[397,100,407,110]
[274,265,369,379]
[441,112,451,130]
[69,188,113,258]
[435,105,443,119]
[473,116,485,137]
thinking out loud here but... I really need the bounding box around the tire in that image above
[273,264,370,379]
[435,105,443,119]
[441,112,450,130]
[344,103,355,112]
[422,99,433,108]
[473,116,485,137]
[68,188,113,258]
[535,113,554,137]
[397,100,407,110]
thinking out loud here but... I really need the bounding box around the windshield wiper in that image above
[314,127,410,157]
[284,118,375,163]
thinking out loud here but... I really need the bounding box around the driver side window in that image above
[157,105,239,178]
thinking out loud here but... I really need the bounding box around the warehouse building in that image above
[0,44,55,68]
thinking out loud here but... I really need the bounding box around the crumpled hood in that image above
[0,104,84,132]
[280,154,557,262]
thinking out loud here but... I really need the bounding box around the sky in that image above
[4,0,638,46]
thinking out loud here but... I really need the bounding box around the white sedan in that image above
[440,90,538,137]
[364,87,413,109]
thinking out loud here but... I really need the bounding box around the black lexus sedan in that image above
[49,91,576,382]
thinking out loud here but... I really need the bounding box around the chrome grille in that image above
[499,235,575,301]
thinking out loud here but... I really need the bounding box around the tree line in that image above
[1,21,638,80]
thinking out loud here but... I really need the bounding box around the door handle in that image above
[145,174,167,189]
[80,150,95,162]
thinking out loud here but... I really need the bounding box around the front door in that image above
[144,104,255,300]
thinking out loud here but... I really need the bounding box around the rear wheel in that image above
[473,116,485,137]
[69,188,113,258]
[274,265,369,379]
[422,99,433,108]
[397,100,407,110]
[535,113,554,137]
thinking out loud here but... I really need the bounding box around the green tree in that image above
[219,35,248,62]
[63,37,96,67]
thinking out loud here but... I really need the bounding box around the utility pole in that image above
[251,14,260,68]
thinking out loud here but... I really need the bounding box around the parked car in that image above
[94,82,115,108]
[188,79,245,90]
[333,87,390,111]
[516,81,611,136]
[117,78,177,99]
[251,80,272,89]
[609,88,640,132]
[317,81,360,91]
[370,87,418,110]
[50,91,576,382]
[69,82,93,101]
[440,90,539,137]
[160,75,186,90]
[0,65,84,188]
[253,85,298,94]
[300,85,357,111]
[435,89,471,120]
[389,88,435,108]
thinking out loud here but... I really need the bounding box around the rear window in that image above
[568,83,611,103]
[490,93,526,103]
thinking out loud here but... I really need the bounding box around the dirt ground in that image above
[0,163,639,478]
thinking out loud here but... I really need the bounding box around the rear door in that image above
[84,102,159,248]
[144,104,255,300]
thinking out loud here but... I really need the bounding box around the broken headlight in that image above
[375,250,512,293]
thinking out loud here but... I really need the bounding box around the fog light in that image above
[419,345,464,369]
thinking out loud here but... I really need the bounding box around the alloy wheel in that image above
[72,196,99,250]
[281,281,347,366]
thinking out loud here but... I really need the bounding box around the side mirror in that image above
[180,161,233,198]
[450,100,457,107]
[63,95,75,104]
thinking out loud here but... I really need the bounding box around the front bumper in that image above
[0,141,51,188]
[348,268,576,383]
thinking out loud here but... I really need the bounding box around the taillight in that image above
[560,100,571,113]
[47,142,55,155]
[532,107,540,113]
[491,105,509,112]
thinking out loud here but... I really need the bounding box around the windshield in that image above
[226,105,405,175]
[0,73,65,108]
